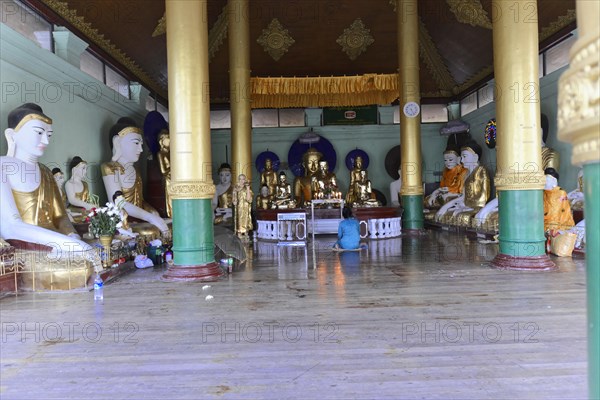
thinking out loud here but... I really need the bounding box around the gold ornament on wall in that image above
[337,19,374,61]
[257,18,295,61]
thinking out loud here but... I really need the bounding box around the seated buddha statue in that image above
[389,167,402,207]
[425,146,467,209]
[567,168,584,211]
[212,163,233,222]
[351,170,380,207]
[260,158,278,197]
[101,117,169,238]
[157,130,172,217]
[475,118,562,230]
[312,160,341,201]
[435,141,490,226]
[272,171,296,209]
[293,148,322,207]
[52,167,68,208]
[543,168,575,232]
[256,184,272,210]
[0,103,100,282]
[65,156,94,223]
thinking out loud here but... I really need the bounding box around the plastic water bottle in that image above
[93,274,104,302]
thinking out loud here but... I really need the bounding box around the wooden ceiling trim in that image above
[540,8,576,42]
[418,18,456,96]
[446,0,492,30]
[39,0,167,101]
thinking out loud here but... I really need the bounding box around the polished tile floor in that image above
[0,230,587,399]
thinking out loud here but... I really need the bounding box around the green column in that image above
[498,190,545,257]
[402,194,424,231]
[584,163,600,399]
[172,199,214,265]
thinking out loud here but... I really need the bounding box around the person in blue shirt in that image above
[333,207,361,250]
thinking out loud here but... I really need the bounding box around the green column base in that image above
[492,190,555,270]
[172,198,215,266]
[401,194,424,231]
[584,163,600,399]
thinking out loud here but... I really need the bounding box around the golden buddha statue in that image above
[543,168,575,231]
[260,158,278,196]
[351,170,380,207]
[157,130,172,218]
[272,171,296,209]
[541,114,560,171]
[65,156,94,223]
[425,147,468,209]
[256,185,272,210]
[312,160,341,201]
[1,103,99,288]
[212,163,233,223]
[232,174,253,237]
[101,117,168,238]
[435,141,490,226]
[293,148,322,207]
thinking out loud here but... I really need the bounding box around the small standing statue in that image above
[260,158,278,196]
[232,174,253,237]
[157,131,172,217]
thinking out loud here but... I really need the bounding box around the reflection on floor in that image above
[0,230,587,399]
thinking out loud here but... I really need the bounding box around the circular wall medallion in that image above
[403,102,420,118]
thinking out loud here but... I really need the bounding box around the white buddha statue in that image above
[567,168,584,211]
[435,141,490,226]
[389,167,402,207]
[101,118,169,236]
[65,156,95,222]
[212,162,233,223]
[0,103,97,268]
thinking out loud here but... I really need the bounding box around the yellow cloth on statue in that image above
[440,165,468,194]
[11,164,76,236]
[426,165,468,208]
[452,166,491,226]
[101,162,157,214]
[544,187,575,231]
[217,186,233,209]
[68,181,90,222]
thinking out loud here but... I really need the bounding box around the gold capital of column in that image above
[169,181,215,200]
[557,3,600,166]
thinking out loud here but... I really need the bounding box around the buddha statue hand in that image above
[148,214,169,233]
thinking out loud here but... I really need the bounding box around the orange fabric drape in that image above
[250,73,399,109]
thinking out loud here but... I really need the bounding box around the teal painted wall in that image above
[212,63,578,203]
[0,24,149,206]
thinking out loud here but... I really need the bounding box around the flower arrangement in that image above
[87,202,123,238]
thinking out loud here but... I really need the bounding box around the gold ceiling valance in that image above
[250,73,399,109]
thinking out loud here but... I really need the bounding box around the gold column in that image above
[228,0,252,182]
[166,0,214,194]
[492,0,544,191]
[398,0,423,197]
[164,0,222,278]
